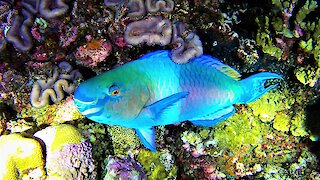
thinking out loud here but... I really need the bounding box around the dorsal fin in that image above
[192,55,241,80]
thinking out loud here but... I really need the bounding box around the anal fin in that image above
[135,127,156,152]
[190,106,235,126]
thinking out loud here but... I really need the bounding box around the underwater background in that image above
[0,0,320,179]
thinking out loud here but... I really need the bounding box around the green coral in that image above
[181,131,203,150]
[107,125,141,157]
[78,122,112,165]
[137,149,177,179]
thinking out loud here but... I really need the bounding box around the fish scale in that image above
[74,50,283,151]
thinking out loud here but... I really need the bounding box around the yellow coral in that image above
[34,124,83,153]
[0,134,45,179]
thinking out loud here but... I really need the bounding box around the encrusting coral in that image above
[30,61,82,108]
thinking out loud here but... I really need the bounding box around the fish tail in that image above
[239,72,283,103]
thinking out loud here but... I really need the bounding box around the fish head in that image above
[74,68,150,126]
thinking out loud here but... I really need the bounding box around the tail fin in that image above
[239,72,283,103]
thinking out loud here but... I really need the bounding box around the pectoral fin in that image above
[145,91,189,120]
[135,127,156,152]
[190,106,235,126]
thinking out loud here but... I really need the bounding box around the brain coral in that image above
[122,0,203,64]
[30,61,82,108]
[0,0,70,51]
[0,133,45,179]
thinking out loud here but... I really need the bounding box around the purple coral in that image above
[48,141,97,179]
[104,156,146,179]
[30,61,82,108]
[124,16,172,46]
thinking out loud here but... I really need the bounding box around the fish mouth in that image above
[81,107,103,116]
[74,98,98,105]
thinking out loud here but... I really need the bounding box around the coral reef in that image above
[0,65,30,112]
[0,0,320,179]
[30,61,82,108]
[255,0,320,87]
[103,155,146,179]
[19,96,84,126]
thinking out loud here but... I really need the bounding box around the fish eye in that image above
[109,85,120,96]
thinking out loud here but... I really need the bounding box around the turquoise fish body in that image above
[74,50,282,151]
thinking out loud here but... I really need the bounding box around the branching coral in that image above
[30,61,82,108]
[255,0,320,88]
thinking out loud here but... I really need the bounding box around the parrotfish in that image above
[74,50,282,152]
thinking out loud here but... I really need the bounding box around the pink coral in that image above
[75,39,112,67]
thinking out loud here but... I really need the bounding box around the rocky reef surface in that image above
[0,0,320,179]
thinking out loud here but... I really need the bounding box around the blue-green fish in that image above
[74,50,282,151]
